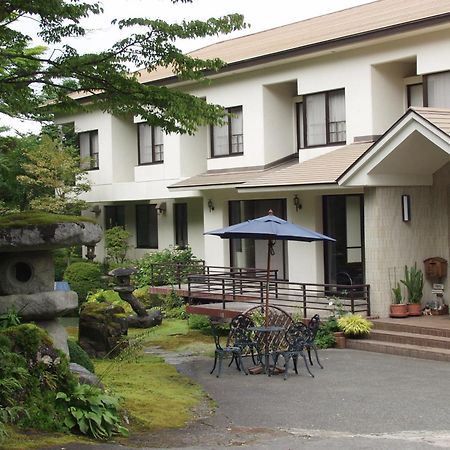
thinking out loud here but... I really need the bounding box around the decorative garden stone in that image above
[69,363,103,387]
[0,217,102,355]
[108,267,163,328]
[78,302,128,358]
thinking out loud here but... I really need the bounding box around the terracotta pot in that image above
[407,303,422,316]
[334,331,346,349]
[389,303,408,318]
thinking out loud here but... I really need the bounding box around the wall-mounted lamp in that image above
[155,202,166,215]
[401,194,411,222]
[207,199,215,213]
[293,195,302,212]
[90,205,101,217]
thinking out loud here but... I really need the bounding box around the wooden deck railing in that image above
[187,272,370,317]
[149,261,278,289]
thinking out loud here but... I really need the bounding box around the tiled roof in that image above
[138,0,450,83]
[411,107,450,135]
[168,160,297,190]
[239,143,373,189]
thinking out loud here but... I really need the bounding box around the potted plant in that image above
[389,282,408,318]
[401,263,423,316]
[337,314,373,338]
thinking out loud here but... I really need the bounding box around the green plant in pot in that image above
[401,263,423,316]
[389,282,408,318]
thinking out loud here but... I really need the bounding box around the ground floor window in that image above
[104,205,125,229]
[136,204,158,249]
[228,199,287,279]
[323,194,365,285]
[174,203,188,248]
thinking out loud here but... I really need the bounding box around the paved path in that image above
[46,349,450,449]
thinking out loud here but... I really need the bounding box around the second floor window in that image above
[211,106,243,157]
[425,71,450,108]
[138,123,164,164]
[79,130,99,170]
[297,89,346,148]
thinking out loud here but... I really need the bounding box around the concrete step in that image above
[347,339,450,362]
[372,320,450,338]
[369,329,450,350]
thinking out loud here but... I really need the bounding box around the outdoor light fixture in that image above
[207,199,215,212]
[155,202,166,215]
[401,194,411,222]
[293,195,302,212]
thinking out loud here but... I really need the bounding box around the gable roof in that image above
[138,0,450,84]
[339,107,450,186]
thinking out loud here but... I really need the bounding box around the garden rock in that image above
[127,309,163,328]
[69,362,103,388]
[78,302,128,358]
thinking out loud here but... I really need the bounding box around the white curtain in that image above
[306,93,326,146]
[213,122,229,156]
[230,108,243,153]
[138,123,153,163]
[79,132,91,169]
[427,72,450,108]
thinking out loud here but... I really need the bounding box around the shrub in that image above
[188,314,211,332]
[134,246,201,288]
[133,286,164,308]
[104,226,131,263]
[56,384,128,440]
[64,261,105,306]
[314,327,336,349]
[53,247,83,281]
[338,314,373,337]
[164,305,188,319]
[67,339,95,373]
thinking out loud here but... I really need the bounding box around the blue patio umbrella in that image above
[205,210,335,325]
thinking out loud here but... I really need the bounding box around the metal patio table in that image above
[248,325,284,376]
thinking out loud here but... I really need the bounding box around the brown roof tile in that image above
[138,0,450,83]
[411,107,450,135]
[239,143,373,189]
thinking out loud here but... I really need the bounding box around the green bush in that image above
[64,261,105,306]
[104,226,131,263]
[53,247,83,281]
[188,314,211,332]
[56,383,128,440]
[164,305,188,319]
[134,246,201,288]
[67,339,95,373]
[0,324,78,433]
[133,286,164,308]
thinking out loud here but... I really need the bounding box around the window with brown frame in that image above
[79,130,99,170]
[138,123,164,165]
[296,89,346,148]
[211,106,243,157]
[174,203,188,248]
[424,71,450,108]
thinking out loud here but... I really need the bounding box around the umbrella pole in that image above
[265,239,274,327]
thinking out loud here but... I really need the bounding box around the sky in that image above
[5,0,374,134]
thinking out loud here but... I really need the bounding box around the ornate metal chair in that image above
[228,314,261,367]
[305,314,324,369]
[273,322,314,380]
[209,319,247,378]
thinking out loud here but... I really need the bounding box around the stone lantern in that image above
[0,219,102,354]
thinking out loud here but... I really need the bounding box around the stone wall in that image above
[365,162,450,316]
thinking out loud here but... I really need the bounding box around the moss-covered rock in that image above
[78,302,128,358]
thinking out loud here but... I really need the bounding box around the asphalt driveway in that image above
[48,348,450,449]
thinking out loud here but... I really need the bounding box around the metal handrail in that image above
[187,272,370,317]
